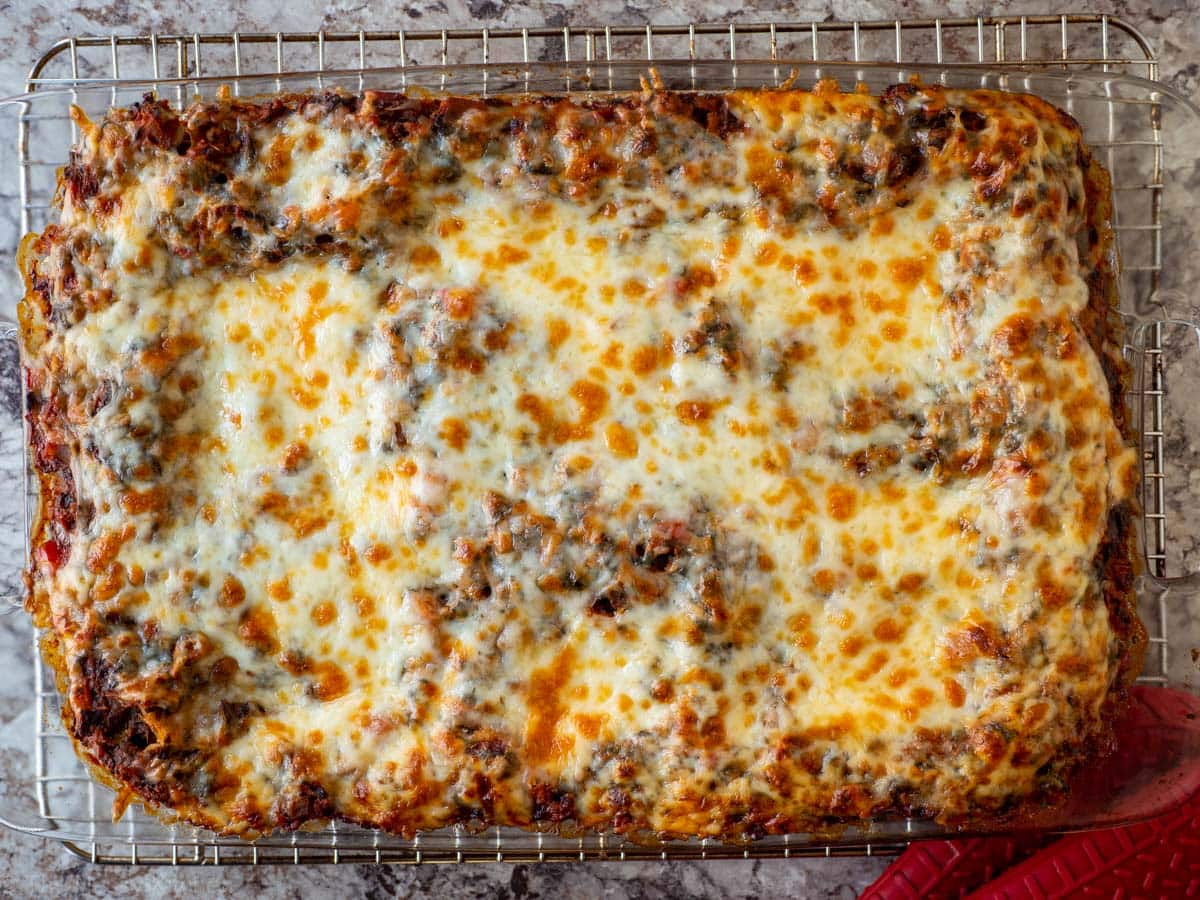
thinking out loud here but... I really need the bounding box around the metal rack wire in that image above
[10,14,1180,865]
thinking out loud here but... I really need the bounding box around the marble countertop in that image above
[0,1,1195,897]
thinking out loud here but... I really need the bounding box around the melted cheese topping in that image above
[21,86,1139,837]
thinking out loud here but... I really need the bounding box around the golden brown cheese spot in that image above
[675,400,714,425]
[307,660,350,702]
[887,255,928,289]
[700,714,726,750]
[839,635,865,658]
[803,714,856,743]
[311,601,337,627]
[353,593,375,618]
[118,486,169,515]
[755,242,779,265]
[991,313,1036,357]
[825,484,858,521]
[437,216,465,238]
[603,422,639,459]
[219,575,246,609]
[943,678,967,708]
[329,199,361,230]
[546,317,570,351]
[943,620,1006,668]
[263,134,295,186]
[281,441,310,473]
[524,646,576,766]
[85,525,134,574]
[621,278,648,298]
[854,649,890,682]
[872,618,904,642]
[409,244,441,267]
[811,569,841,595]
[517,394,558,444]
[570,380,608,431]
[572,713,606,741]
[630,344,665,375]
[260,489,330,539]
[970,727,1007,764]
[363,543,392,566]
[290,384,322,410]
[599,342,623,368]
[793,256,818,285]
[439,417,470,451]
[295,280,333,361]
[238,607,279,655]
[788,612,816,649]
[441,287,476,320]
[138,333,201,379]
[650,679,675,702]
[267,578,292,603]
[870,214,895,236]
[91,561,125,601]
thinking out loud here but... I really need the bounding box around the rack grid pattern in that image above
[11,13,1176,865]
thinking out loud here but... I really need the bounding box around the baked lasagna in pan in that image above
[19,81,1145,838]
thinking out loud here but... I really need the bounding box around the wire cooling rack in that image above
[8,14,1188,865]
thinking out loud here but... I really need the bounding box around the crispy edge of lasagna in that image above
[17,84,1146,840]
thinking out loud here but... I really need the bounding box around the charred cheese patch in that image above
[18,84,1143,839]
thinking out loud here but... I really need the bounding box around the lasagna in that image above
[19,82,1145,839]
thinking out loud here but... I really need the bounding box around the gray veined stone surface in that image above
[0,1,1196,896]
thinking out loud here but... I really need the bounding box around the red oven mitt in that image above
[859,835,1052,899]
[862,687,1200,899]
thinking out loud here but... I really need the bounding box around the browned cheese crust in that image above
[19,83,1143,839]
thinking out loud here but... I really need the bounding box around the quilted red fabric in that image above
[969,795,1200,899]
